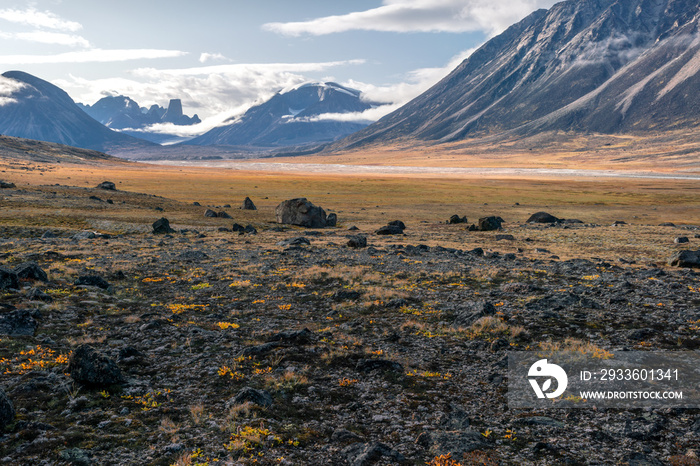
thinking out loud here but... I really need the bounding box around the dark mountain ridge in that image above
[0,71,154,152]
[332,0,700,150]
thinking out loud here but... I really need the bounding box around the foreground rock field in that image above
[0,181,699,465]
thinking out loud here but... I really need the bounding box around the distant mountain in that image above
[0,71,153,152]
[79,96,200,130]
[333,0,700,149]
[187,82,374,147]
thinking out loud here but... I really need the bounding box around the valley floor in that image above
[0,159,698,465]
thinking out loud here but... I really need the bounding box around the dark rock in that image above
[376,224,404,235]
[561,218,584,224]
[27,287,52,302]
[59,448,92,466]
[117,346,144,365]
[326,213,338,227]
[277,237,311,247]
[275,198,327,228]
[75,275,111,290]
[527,211,559,223]
[612,220,627,226]
[356,359,403,373]
[192,202,201,206]
[0,387,15,431]
[41,231,57,239]
[267,328,315,345]
[659,222,676,227]
[239,342,280,357]
[517,416,565,428]
[204,209,218,218]
[624,452,665,466]
[342,442,404,466]
[217,211,232,219]
[449,214,468,224]
[0,180,16,189]
[669,250,700,268]
[0,309,40,336]
[675,237,689,244]
[228,387,273,408]
[332,290,362,301]
[526,292,601,312]
[96,181,116,190]
[454,301,496,327]
[89,195,102,202]
[347,235,367,248]
[68,344,124,386]
[13,262,48,282]
[232,223,245,232]
[72,230,97,240]
[348,225,359,231]
[152,217,175,234]
[0,266,19,290]
[241,197,257,210]
[496,234,515,241]
[331,428,363,443]
[244,225,257,235]
[388,220,406,230]
[177,250,209,262]
[467,247,484,256]
[427,430,489,458]
[478,216,503,231]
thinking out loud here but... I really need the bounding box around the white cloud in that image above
[0,30,91,47]
[0,7,82,32]
[0,75,26,106]
[199,52,228,63]
[263,0,558,37]
[0,48,187,65]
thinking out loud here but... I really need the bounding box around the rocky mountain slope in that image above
[0,135,123,164]
[0,71,154,152]
[188,82,374,148]
[79,96,200,131]
[334,0,700,149]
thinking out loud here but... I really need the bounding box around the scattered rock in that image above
[496,234,515,241]
[331,428,364,443]
[59,448,92,466]
[204,209,218,218]
[96,181,116,190]
[68,344,124,386]
[241,197,257,210]
[75,275,111,290]
[268,328,315,345]
[244,225,257,235]
[427,430,490,458]
[0,309,40,336]
[659,222,676,227]
[376,221,406,235]
[0,181,16,189]
[326,213,338,227]
[72,230,97,240]
[152,217,175,234]
[333,290,362,301]
[675,237,690,244]
[477,216,503,231]
[0,387,15,431]
[228,387,273,408]
[612,220,627,226]
[449,215,468,224]
[356,359,403,373]
[13,262,48,282]
[0,267,19,290]
[278,237,311,247]
[669,250,700,268]
[276,198,328,228]
[232,223,245,233]
[527,211,559,223]
[177,250,209,262]
[341,442,404,466]
[347,235,367,248]
[348,225,359,231]
[454,301,496,327]
[217,211,232,219]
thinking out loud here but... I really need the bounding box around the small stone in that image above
[75,275,110,290]
[228,387,273,408]
[675,237,690,244]
[96,181,116,190]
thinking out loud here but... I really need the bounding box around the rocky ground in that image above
[0,182,699,465]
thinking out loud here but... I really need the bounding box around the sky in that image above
[0,0,559,136]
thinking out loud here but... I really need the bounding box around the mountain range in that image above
[0,71,153,152]
[79,96,200,130]
[333,0,700,150]
[187,82,375,147]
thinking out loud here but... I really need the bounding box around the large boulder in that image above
[241,197,257,210]
[96,181,116,190]
[477,216,503,231]
[669,250,700,268]
[0,387,14,431]
[527,211,559,223]
[14,262,48,282]
[68,345,124,386]
[326,213,338,227]
[152,217,175,234]
[275,198,327,228]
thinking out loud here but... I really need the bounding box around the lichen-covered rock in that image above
[152,217,175,234]
[68,344,124,386]
[669,250,700,268]
[13,262,48,282]
[0,309,40,336]
[275,198,327,228]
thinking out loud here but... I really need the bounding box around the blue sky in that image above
[0,0,558,135]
